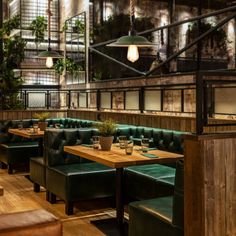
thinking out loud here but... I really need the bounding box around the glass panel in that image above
[28,92,46,108]
[79,92,87,108]
[144,90,161,111]
[125,91,139,110]
[215,87,236,114]
[101,92,111,109]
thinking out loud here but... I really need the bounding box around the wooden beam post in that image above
[184,133,236,236]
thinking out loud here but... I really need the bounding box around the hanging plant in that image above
[29,16,47,44]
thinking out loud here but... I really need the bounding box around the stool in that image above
[0,209,62,236]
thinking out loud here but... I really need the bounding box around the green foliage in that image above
[54,58,83,76]
[33,112,50,121]
[2,15,20,36]
[73,19,85,33]
[29,16,47,44]
[62,22,68,32]
[3,36,26,68]
[0,16,26,109]
[187,21,228,50]
[94,119,117,137]
[93,13,154,43]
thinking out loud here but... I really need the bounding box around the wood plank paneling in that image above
[0,110,67,121]
[184,134,236,236]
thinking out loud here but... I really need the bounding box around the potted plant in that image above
[95,119,116,151]
[33,112,50,131]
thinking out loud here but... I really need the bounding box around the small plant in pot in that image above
[95,119,116,151]
[33,112,50,131]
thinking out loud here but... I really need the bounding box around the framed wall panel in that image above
[125,91,139,110]
[144,90,161,111]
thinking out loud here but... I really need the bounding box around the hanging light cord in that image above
[46,0,53,50]
[130,0,136,35]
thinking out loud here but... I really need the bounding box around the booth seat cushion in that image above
[129,197,177,236]
[0,142,39,165]
[46,162,115,201]
[125,164,175,200]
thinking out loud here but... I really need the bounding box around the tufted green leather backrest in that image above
[44,130,66,167]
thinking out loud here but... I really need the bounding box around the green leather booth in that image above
[0,119,40,174]
[44,129,116,215]
[27,120,186,215]
[0,118,99,173]
[128,160,184,236]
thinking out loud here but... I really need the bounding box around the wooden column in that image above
[184,133,236,236]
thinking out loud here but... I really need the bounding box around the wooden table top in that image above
[64,144,184,168]
[8,128,44,139]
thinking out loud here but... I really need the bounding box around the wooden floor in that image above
[0,168,125,236]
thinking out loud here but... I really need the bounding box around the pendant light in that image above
[107,0,154,63]
[37,0,62,68]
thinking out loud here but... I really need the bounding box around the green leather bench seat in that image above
[129,197,176,236]
[46,162,115,202]
[0,142,39,174]
[129,160,184,236]
[125,164,176,200]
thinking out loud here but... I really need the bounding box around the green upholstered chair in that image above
[128,160,184,236]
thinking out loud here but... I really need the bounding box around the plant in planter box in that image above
[33,112,50,131]
[94,119,117,151]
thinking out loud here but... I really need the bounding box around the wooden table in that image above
[8,129,45,155]
[64,144,183,229]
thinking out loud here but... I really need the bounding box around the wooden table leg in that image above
[116,168,124,230]
[0,186,3,196]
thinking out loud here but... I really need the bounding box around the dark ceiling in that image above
[153,0,236,9]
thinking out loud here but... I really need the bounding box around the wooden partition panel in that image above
[184,134,236,236]
[68,110,236,133]
[0,110,67,120]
